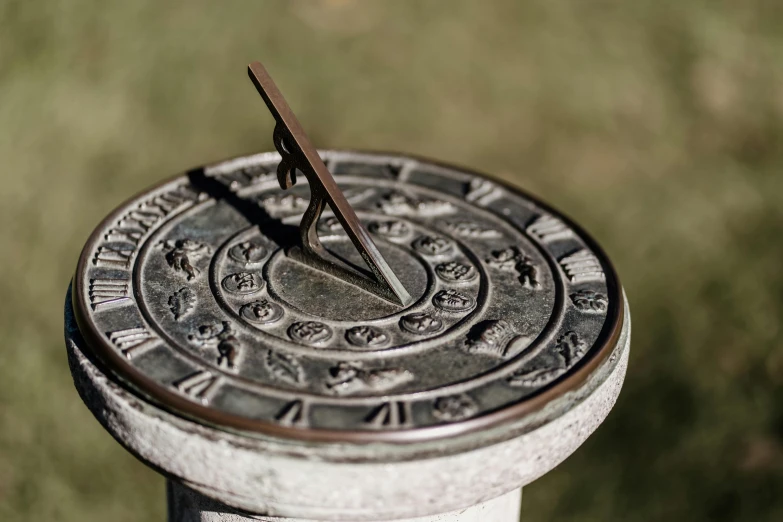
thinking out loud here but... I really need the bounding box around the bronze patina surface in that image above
[248,62,411,306]
[70,63,623,444]
[71,149,623,443]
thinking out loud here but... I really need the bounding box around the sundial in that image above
[65,62,630,521]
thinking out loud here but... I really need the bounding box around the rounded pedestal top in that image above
[70,150,624,443]
[66,151,630,519]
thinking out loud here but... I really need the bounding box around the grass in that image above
[1,1,783,520]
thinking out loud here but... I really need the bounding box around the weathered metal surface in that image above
[71,149,623,443]
[66,61,629,521]
[247,62,411,306]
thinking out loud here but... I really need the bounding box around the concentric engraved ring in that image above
[206,213,491,357]
[71,150,624,443]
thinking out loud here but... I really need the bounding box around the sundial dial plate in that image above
[71,150,624,443]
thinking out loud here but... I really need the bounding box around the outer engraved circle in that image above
[71,150,624,444]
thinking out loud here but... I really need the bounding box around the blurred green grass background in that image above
[2,0,783,520]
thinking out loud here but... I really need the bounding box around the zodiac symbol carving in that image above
[345,325,389,348]
[325,362,413,396]
[188,321,242,370]
[239,299,284,325]
[486,246,540,289]
[160,239,211,281]
[432,289,475,312]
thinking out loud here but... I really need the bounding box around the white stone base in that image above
[167,481,522,522]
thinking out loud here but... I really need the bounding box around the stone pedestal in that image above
[65,147,631,521]
[65,290,629,521]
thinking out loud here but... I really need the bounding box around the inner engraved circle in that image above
[262,238,429,323]
[207,210,495,358]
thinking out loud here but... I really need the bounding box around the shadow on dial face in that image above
[264,237,429,322]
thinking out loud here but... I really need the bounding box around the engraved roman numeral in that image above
[173,371,221,404]
[106,326,157,359]
[104,227,144,245]
[332,161,403,180]
[465,178,502,206]
[118,210,160,231]
[212,165,273,191]
[365,401,412,429]
[93,245,135,269]
[527,215,574,243]
[142,189,196,215]
[559,250,605,283]
[275,400,308,427]
[394,162,413,182]
[89,278,130,310]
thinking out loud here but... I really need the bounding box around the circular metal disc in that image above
[71,151,624,443]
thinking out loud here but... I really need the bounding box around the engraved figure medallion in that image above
[240,299,284,325]
[345,325,390,348]
[400,313,444,335]
[222,272,265,295]
[432,289,475,313]
[436,261,477,283]
[288,321,333,345]
[228,240,268,265]
[411,235,453,257]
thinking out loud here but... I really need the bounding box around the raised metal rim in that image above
[71,150,625,444]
